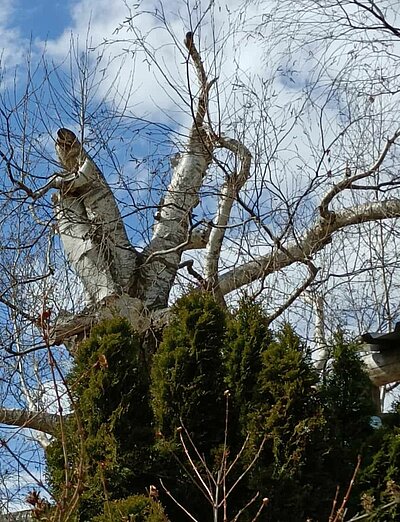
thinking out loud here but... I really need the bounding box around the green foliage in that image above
[256,324,321,465]
[322,332,375,451]
[47,317,156,520]
[150,292,228,520]
[151,291,226,452]
[248,324,330,521]
[319,333,376,519]
[357,416,400,520]
[224,300,272,433]
[45,297,397,522]
[92,495,169,522]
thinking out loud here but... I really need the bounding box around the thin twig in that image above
[332,455,362,522]
[225,434,250,477]
[252,497,270,522]
[160,478,199,522]
[231,492,260,522]
[225,437,267,500]
[178,428,214,502]
[329,486,340,522]
[345,500,400,521]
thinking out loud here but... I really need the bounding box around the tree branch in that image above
[0,407,63,436]
[219,198,400,295]
[143,33,216,308]
[205,136,252,291]
[319,130,400,220]
[266,262,320,325]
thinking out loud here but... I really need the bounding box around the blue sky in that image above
[13,0,72,39]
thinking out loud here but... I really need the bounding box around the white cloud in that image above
[36,0,268,125]
[0,0,27,70]
[2,0,398,335]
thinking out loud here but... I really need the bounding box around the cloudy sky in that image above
[3,0,400,329]
[2,0,400,328]
[3,0,400,512]
[0,0,270,123]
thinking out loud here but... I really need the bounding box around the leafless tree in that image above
[1,0,400,512]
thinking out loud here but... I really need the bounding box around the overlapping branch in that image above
[205,136,252,291]
[219,198,400,296]
[319,129,400,221]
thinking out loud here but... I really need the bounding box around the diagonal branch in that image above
[143,33,216,308]
[205,136,252,290]
[219,198,400,296]
[265,262,320,325]
[319,129,400,220]
[352,0,400,38]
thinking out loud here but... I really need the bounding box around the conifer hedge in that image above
[45,293,397,521]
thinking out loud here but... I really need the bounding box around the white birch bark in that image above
[53,191,117,302]
[141,32,214,308]
[54,129,137,303]
[219,199,400,296]
[46,37,400,393]
[204,137,252,292]
[304,291,329,372]
[0,407,62,436]
[142,146,212,308]
[362,348,400,387]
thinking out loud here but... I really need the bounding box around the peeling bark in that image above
[55,129,138,303]
[46,39,400,395]
[140,33,215,308]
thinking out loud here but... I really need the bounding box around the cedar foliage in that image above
[150,292,227,520]
[151,292,226,453]
[46,317,156,521]
[357,404,400,521]
[91,495,169,522]
[247,323,331,521]
[321,333,375,492]
[45,294,393,521]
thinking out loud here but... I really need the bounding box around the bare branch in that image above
[231,492,260,522]
[160,478,199,522]
[0,408,63,436]
[219,198,400,296]
[319,130,400,220]
[178,260,206,285]
[266,262,320,325]
[205,135,252,290]
[225,437,267,500]
[143,33,216,308]
[332,455,362,522]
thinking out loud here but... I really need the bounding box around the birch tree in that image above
[2,0,400,508]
